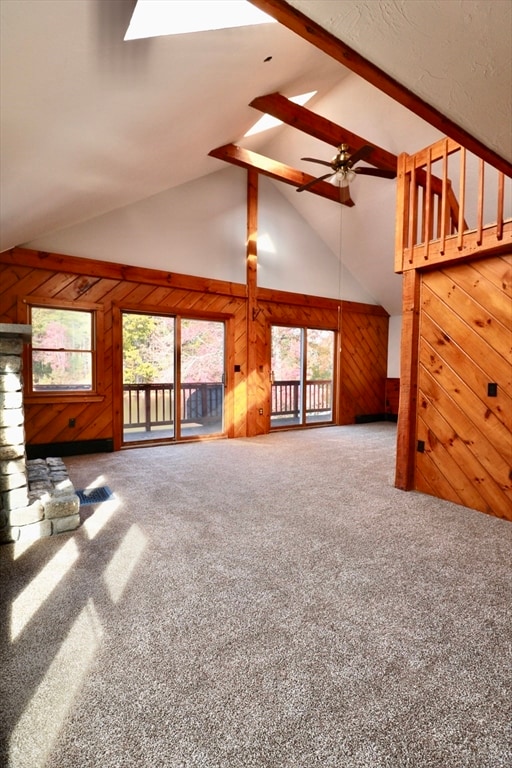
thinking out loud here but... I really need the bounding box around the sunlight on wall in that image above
[11,539,79,642]
[83,498,121,541]
[103,524,147,604]
[256,232,276,254]
[9,599,103,768]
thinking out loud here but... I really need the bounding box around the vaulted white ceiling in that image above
[1,0,510,316]
[285,0,512,168]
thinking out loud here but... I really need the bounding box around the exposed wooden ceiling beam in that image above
[248,0,512,177]
[208,144,355,206]
[249,92,397,174]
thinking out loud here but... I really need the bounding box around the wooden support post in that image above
[395,269,421,491]
[246,169,266,436]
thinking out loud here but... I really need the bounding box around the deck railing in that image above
[395,137,511,272]
[271,379,332,418]
[123,382,223,431]
[124,379,332,431]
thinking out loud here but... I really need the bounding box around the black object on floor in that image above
[76,486,115,505]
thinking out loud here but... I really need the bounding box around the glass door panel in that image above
[270,326,302,427]
[271,325,335,429]
[179,319,225,438]
[122,313,175,443]
[306,329,335,424]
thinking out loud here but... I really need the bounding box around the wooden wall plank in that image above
[470,254,512,296]
[417,369,509,517]
[419,339,511,467]
[2,248,247,298]
[415,415,469,508]
[420,312,512,432]
[422,283,511,385]
[416,254,512,519]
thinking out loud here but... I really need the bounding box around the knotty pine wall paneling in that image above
[416,254,512,519]
[340,302,389,424]
[0,247,389,451]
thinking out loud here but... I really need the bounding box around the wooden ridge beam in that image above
[208,144,355,206]
[248,0,512,178]
[249,92,397,174]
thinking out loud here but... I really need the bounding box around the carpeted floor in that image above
[1,423,511,768]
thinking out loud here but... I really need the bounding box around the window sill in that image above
[25,393,105,404]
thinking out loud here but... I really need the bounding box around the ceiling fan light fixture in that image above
[330,168,356,187]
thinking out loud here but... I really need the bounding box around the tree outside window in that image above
[31,307,94,391]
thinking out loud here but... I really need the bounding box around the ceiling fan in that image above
[297,143,396,202]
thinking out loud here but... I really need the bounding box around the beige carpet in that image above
[1,423,511,768]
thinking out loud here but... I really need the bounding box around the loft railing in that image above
[395,137,511,272]
[124,379,332,431]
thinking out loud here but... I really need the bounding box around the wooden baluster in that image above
[497,172,504,241]
[424,148,432,260]
[201,383,208,419]
[476,158,484,245]
[410,163,418,258]
[439,139,448,254]
[144,384,151,432]
[394,153,410,271]
[457,146,466,250]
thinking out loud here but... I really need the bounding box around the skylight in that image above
[124,0,276,41]
[244,91,318,137]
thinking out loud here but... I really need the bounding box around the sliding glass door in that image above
[179,318,225,438]
[122,312,225,443]
[270,325,335,428]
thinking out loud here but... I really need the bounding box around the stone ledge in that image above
[0,323,32,342]
[0,457,80,543]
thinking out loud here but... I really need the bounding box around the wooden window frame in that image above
[20,297,104,404]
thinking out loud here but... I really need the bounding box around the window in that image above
[30,306,95,392]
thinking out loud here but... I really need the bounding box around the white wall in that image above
[387,315,402,379]
[26,166,377,304]
[26,168,249,284]
[257,177,376,303]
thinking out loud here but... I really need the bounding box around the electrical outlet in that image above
[258,408,263,415]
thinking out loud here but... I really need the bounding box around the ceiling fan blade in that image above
[296,173,333,192]
[301,157,333,169]
[354,167,397,179]
[348,145,373,166]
